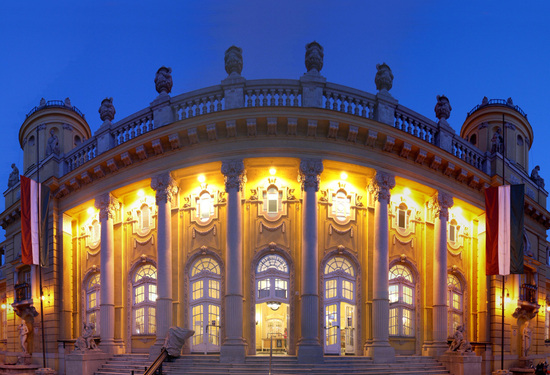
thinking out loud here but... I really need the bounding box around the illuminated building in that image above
[0,43,549,374]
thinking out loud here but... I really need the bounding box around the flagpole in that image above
[36,127,47,369]
[500,114,506,371]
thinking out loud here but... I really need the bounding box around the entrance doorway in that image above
[189,257,221,353]
[323,256,357,355]
[255,253,290,355]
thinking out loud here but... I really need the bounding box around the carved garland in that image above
[328,224,353,238]
[259,221,285,233]
[192,225,217,238]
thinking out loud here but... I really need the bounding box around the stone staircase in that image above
[95,354,450,375]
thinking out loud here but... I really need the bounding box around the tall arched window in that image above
[256,254,289,303]
[86,273,100,334]
[389,264,415,337]
[138,204,151,232]
[447,274,463,337]
[190,257,221,353]
[133,264,157,335]
[323,256,356,355]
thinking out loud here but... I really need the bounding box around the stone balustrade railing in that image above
[61,78,489,175]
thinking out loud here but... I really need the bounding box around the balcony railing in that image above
[26,100,85,119]
[519,283,537,304]
[467,98,527,119]
[14,283,31,303]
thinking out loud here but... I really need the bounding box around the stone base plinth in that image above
[509,368,534,375]
[364,343,395,363]
[422,342,449,358]
[296,344,323,364]
[36,368,57,375]
[66,350,111,375]
[220,343,247,363]
[0,363,40,375]
[439,351,481,375]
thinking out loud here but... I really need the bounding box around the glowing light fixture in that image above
[454,206,463,215]
[403,187,411,196]
[340,172,348,180]
[87,207,95,215]
[137,189,145,198]
[198,174,206,183]
[1,304,5,310]
[269,168,277,176]
[267,301,281,311]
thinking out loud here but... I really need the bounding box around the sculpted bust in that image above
[375,63,393,92]
[305,41,324,73]
[99,97,116,123]
[155,66,173,94]
[8,163,19,188]
[224,46,243,76]
[435,95,452,121]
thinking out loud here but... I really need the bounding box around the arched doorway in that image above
[189,257,221,353]
[255,254,290,354]
[323,256,356,355]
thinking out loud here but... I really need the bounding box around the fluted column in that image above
[149,173,178,358]
[297,159,324,364]
[95,193,119,354]
[433,192,454,351]
[365,171,395,363]
[220,160,247,363]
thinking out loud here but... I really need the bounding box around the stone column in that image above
[365,171,396,363]
[297,159,324,363]
[423,191,454,357]
[149,173,178,359]
[95,193,119,354]
[220,160,247,363]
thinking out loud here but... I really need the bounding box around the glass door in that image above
[191,303,220,353]
[324,303,340,354]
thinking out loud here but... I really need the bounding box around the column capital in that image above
[95,193,119,221]
[151,172,178,205]
[431,191,454,220]
[369,171,395,203]
[299,159,323,191]
[221,159,246,192]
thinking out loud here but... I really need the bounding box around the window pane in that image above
[398,209,406,229]
[193,281,203,300]
[199,193,213,221]
[135,308,144,334]
[257,254,288,273]
[389,265,412,282]
[267,187,278,214]
[403,286,413,305]
[149,284,157,302]
[192,305,203,345]
[325,279,337,299]
[135,264,157,282]
[148,307,156,334]
[135,285,145,304]
[449,225,456,242]
[208,304,220,345]
[402,308,413,336]
[389,308,398,336]
[192,257,220,276]
[209,280,220,300]
[342,280,353,301]
[324,257,354,277]
[274,279,287,299]
[258,279,270,299]
[389,285,398,304]
[452,293,461,310]
[88,292,97,309]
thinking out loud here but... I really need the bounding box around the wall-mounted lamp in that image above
[267,301,281,311]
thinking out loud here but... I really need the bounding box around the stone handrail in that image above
[467,98,528,119]
[60,78,490,175]
[26,100,85,119]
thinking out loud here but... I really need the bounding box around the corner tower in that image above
[461,97,533,172]
[19,98,91,179]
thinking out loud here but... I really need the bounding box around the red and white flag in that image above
[485,184,524,275]
[20,175,50,266]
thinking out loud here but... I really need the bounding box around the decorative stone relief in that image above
[155,66,173,95]
[390,197,417,237]
[183,183,221,226]
[95,193,119,221]
[432,191,454,220]
[375,63,393,92]
[305,41,324,73]
[151,172,178,205]
[224,46,243,76]
[299,159,323,191]
[251,177,289,222]
[128,195,157,237]
[221,159,246,192]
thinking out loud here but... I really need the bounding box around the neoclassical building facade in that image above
[0,43,549,373]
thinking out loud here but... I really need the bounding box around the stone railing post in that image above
[365,171,396,363]
[151,66,175,127]
[374,63,398,126]
[95,192,119,354]
[297,158,324,363]
[300,41,326,108]
[149,172,178,359]
[220,160,247,363]
[222,46,246,109]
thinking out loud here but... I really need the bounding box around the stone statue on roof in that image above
[435,95,452,121]
[375,63,393,92]
[155,66,173,95]
[531,165,545,189]
[99,97,116,124]
[225,46,243,76]
[8,163,19,188]
[305,41,324,73]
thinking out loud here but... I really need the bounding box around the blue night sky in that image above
[1,1,549,215]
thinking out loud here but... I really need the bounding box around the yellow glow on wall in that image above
[269,168,277,176]
[198,174,206,183]
[340,172,348,180]
[137,189,145,198]
[87,207,95,215]
[403,187,411,196]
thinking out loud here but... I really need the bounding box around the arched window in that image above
[86,273,100,334]
[256,254,289,303]
[397,203,408,230]
[133,264,157,335]
[447,274,463,337]
[323,256,356,355]
[389,264,415,337]
[449,219,458,243]
[469,133,477,146]
[90,219,100,246]
[332,190,351,222]
[197,192,214,222]
[190,257,221,352]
